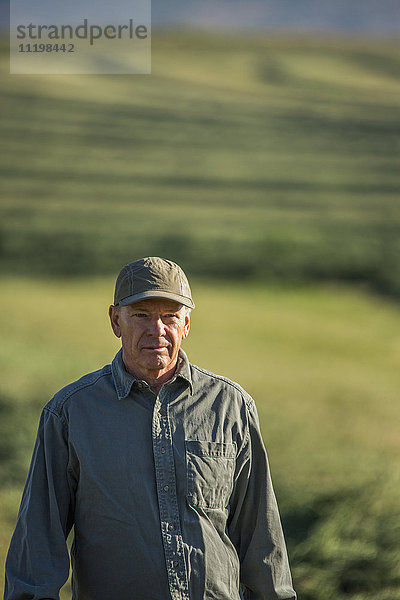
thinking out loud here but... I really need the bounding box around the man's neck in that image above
[123,357,179,396]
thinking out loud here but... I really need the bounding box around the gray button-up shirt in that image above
[4,350,296,600]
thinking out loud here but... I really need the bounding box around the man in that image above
[4,257,296,600]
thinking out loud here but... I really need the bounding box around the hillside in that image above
[1,32,400,297]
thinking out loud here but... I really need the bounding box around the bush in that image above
[286,472,400,599]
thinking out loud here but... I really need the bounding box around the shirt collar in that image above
[111,348,193,400]
[174,348,193,393]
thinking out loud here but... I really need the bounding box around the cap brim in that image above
[118,290,195,309]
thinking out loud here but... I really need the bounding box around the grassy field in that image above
[1,28,400,598]
[1,277,400,598]
[1,32,400,295]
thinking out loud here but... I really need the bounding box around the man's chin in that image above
[144,355,170,371]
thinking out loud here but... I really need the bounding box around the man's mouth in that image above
[142,345,168,351]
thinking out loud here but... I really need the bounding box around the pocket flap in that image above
[185,440,236,459]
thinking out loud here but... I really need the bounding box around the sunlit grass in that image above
[1,277,400,594]
[1,29,400,595]
[1,33,399,296]
[1,277,399,482]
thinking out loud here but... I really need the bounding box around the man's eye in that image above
[133,313,148,318]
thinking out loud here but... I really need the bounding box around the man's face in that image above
[109,298,190,381]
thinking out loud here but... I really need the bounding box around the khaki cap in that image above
[114,257,195,309]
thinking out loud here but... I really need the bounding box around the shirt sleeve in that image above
[228,397,296,600]
[4,408,76,600]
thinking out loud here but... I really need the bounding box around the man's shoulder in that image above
[189,362,255,409]
[44,363,113,416]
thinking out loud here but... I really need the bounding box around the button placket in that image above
[152,393,189,600]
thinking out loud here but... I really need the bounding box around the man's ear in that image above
[182,312,191,340]
[109,305,122,338]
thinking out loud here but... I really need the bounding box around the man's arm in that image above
[228,398,296,600]
[4,408,75,600]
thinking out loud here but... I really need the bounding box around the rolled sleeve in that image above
[4,408,75,600]
[228,398,296,600]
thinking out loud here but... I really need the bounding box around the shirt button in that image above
[163,485,169,492]
[161,447,166,454]
[172,560,179,568]
[168,523,174,531]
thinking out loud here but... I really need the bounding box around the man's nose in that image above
[149,315,166,335]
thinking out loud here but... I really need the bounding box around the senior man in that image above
[5,257,296,600]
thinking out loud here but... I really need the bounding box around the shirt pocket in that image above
[185,440,236,510]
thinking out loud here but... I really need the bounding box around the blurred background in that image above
[1,0,400,598]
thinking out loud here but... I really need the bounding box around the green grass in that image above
[1,32,400,294]
[1,277,400,597]
[1,28,400,598]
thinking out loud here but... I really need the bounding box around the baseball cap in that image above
[114,257,195,309]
